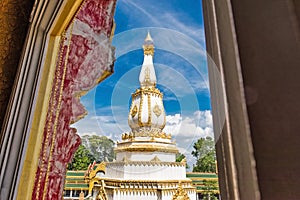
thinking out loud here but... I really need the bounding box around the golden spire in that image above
[127,31,167,138]
[145,31,153,41]
[140,31,156,88]
[143,31,154,56]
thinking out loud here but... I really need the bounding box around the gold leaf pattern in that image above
[153,104,162,117]
[131,105,138,118]
[172,182,190,200]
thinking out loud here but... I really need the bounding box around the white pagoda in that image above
[91,32,196,200]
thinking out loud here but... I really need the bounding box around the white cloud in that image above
[164,110,213,139]
[194,110,213,129]
[162,110,214,169]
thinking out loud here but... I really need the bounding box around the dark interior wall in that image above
[0,0,35,141]
[230,1,300,199]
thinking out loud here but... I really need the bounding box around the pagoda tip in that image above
[145,31,153,42]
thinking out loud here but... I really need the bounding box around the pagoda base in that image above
[92,178,196,200]
[87,161,196,199]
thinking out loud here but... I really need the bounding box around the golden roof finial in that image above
[145,31,153,42]
[143,31,154,56]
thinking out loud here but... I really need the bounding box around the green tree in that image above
[67,144,96,170]
[176,153,189,169]
[191,136,216,172]
[176,153,186,162]
[81,135,115,162]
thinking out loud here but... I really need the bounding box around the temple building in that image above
[63,170,219,200]
[74,33,197,200]
[63,170,220,200]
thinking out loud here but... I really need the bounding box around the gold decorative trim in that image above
[143,44,154,56]
[106,161,185,167]
[118,138,173,145]
[121,130,171,140]
[160,99,167,129]
[132,87,162,98]
[127,95,134,126]
[109,20,116,42]
[129,86,165,129]
[88,179,109,198]
[51,0,85,35]
[94,177,193,184]
[147,93,152,124]
[38,23,75,200]
[172,182,190,200]
[91,178,195,196]
[17,0,85,199]
[42,18,76,200]
[35,34,64,199]
[153,103,162,117]
[138,90,143,126]
[88,179,98,196]
[130,105,138,118]
[70,110,88,124]
[121,132,133,140]
[150,156,161,162]
[114,188,157,194]
[89,162,106,179]
[96,180,108,200]
[144,66,151,83]
[128,85,166,132]
[114,145,178,154]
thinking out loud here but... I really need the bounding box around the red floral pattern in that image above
[32,0,116,199]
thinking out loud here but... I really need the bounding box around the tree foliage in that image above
[176,153,185,162]
[176,153,189,169]
[67,144,96,170]
[68,135,115,170]
[191,136,216,173]
[81,135,115,162]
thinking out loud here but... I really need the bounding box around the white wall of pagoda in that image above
[113,190,158,200]
[116,151,176,162]
[105,163,186,180]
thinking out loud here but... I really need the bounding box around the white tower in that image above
[94,32,196,200]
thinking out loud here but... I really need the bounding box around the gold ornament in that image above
[153,104,162,117]
[144,66,151,83]
[143,45,154,56]
[172,182,190,200]
[131,105,138,118]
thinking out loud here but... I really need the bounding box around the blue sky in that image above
[73,0,213,168]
